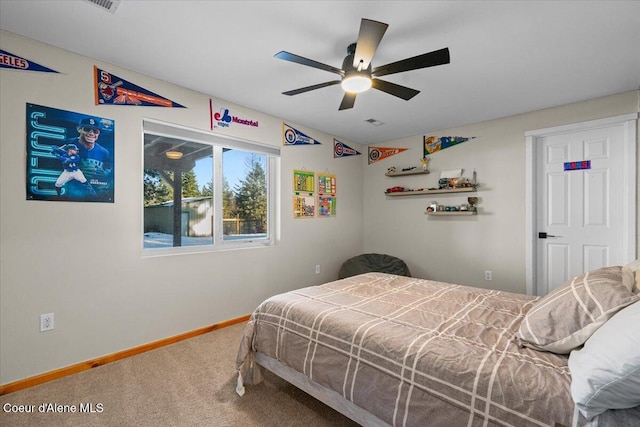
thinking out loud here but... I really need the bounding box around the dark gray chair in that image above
[338,253,411,279]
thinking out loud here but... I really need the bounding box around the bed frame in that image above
[254,352,389,427]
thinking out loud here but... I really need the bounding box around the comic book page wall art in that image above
[293,169,315,218]
[317,173,336,218]
[292,170,338,218]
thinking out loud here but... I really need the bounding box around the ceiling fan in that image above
[275,18,450,110]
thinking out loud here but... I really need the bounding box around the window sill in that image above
[141,239,275,258]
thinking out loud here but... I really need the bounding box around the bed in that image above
[236,268,640,427]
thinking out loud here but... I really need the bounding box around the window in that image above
[143,120,279,254]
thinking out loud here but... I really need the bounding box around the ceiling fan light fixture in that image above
[275,18,450,110]
[341,74,372,94]
[165,150,183,160]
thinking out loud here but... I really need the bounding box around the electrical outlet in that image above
[484,271,492,281]
[40,313,54,332]
[315,264,321,274]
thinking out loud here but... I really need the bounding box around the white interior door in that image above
[525,114,637,296]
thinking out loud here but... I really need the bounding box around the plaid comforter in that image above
[237,273,581,427]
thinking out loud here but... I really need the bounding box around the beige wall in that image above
[363,91,639,292]
[1,29,638,385]
[0,31,365,385]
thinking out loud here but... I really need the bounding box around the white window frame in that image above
[142,119,280,257]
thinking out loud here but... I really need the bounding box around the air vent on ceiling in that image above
[365,118,385,126]
[84,0,121,13]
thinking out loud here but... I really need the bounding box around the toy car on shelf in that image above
[385,186,405,193]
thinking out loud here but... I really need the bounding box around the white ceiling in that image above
[1,0,639,145]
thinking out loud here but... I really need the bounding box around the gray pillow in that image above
[517,266,638,354]
[568,301,640,420]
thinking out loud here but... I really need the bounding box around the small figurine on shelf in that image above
[468,197,478,212]
[420,156,430,171]
[387,166,396,174]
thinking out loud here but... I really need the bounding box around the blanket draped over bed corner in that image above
[236,273,584,427]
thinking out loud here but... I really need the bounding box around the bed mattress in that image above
[237,273,588,426]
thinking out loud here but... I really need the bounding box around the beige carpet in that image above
[0,323,359,426]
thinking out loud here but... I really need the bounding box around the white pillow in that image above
[568,301,640,420]
[624,260,640,294]
[622,266,636,293]
[624,259,640,272]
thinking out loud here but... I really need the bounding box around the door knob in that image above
[538,232,561,239]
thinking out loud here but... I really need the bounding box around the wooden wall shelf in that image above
[385,187,477,197]
[385,169,430,177]
[425,211,477,216]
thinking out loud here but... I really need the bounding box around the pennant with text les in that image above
[334,139,361,158]
[0,49,60,73]
[424,135,476,155]
[368,146,407,164]
[94,66,185,108]
[283,123,321,145]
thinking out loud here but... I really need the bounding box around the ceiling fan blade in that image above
[282,80,341,96]
[372,47,450,77]
[274,51,345,76]
[371,78,420,100]
[353,18,388,69]
[339,92,357,110]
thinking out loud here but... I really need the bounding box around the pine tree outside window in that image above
[142,120,279,255]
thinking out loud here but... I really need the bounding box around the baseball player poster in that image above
[26,103,115,203]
